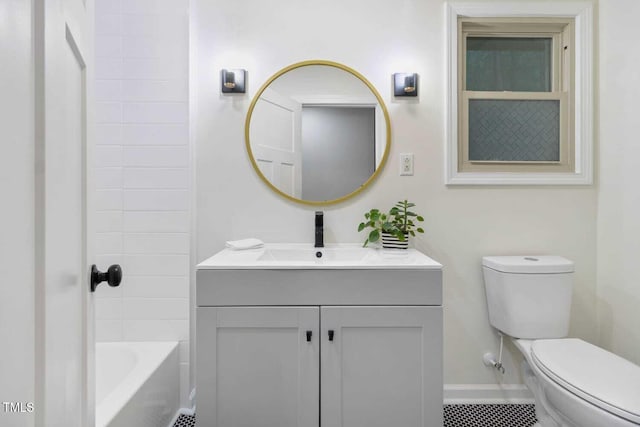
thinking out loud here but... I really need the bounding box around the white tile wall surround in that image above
[123,298,189,320]
[123,58,187,80]
[122,124,188,145]
[95,190,123,211]
[95,124,123,145]
[123,190,189,211]
[95,298,124,320]
[122,319,189,341]
[94,280,123,298]
[96,320,124,342]
[96,102,123,123]
[95,14,123,35]
[95,80,123,101]
[124,254,189,276]
[124,233,189,254]
[95,167,123,189]
[122,14,187,37]
[124,276,189,298]
[95,146,123,168]
[123,36,186,59]
[96,35,123,58]
[95,212,124,232]
[122,80,188,103]
[95,0,122,15]
[123,211,190,233]
[123,102,189,124]
[95,0,191,407]
[121,0,188,15]
[95,57,124,80]
[96,232,124,254]
[124,168,189,189]
[123,146,189,167]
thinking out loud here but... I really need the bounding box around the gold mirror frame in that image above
[245,60,391,206]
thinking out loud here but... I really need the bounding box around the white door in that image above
[36,0,95,425]
[197,306,319,427]
[321,306,443,427]
[249,87,302,198]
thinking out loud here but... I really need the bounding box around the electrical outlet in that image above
[400,153,414,176]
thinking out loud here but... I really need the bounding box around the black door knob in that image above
[90,264,122,292]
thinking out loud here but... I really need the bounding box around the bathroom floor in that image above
[173,414,195,427]
[173,404,537,427]
[444,404,537,426]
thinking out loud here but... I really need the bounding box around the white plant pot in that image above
[381,232,409,249]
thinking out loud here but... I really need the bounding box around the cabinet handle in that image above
[306,330,312,342]
[328,330,334,341]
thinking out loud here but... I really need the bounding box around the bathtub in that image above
[96,342,179,427]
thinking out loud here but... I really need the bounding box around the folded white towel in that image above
[225,238,265,250]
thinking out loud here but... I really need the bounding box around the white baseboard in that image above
[444,384,534,404]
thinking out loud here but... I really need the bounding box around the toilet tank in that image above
[482,256,574,339]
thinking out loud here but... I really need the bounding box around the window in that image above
[460,18,574,173]
[445,3,593,185]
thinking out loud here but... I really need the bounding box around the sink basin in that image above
[197,243,441,270]
[258,246,368,262]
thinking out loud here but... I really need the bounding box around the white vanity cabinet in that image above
[196,246,443,427]
[320,305,442,427]
[197,306,320,427]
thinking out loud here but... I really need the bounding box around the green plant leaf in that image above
[409,231,415,237]
[417,216,424,222]
[369,229,380,242]
[362,238,369,248]
[417,228,424,233]
[358,222,366,232]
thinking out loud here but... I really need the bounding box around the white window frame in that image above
[445,2,594,185]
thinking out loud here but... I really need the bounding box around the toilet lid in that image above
[531,338,640,424]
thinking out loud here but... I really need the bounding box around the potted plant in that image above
[358,200,424,248]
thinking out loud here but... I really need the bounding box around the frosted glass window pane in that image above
[468,99,560,162]
[466,37,552,92]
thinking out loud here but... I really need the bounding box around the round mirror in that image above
[245,60,391,206]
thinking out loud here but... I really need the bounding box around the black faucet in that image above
[314,211,324,248]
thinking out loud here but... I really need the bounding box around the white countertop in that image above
[197,243,442,270]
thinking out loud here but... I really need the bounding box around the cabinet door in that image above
[321,306,443,427]
[197,307,319,427]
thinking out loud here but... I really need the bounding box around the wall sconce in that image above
[221,69,246,94]
[393,73,418,97]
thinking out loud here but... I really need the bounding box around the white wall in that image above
[301,106,375,201]
[596,0,640,365]
[0,1,35,425]
[94,0,192,407]
[194,0,598,397]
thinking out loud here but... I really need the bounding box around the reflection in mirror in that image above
[246,62,390,205]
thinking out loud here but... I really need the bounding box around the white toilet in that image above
[482,255,640,427]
